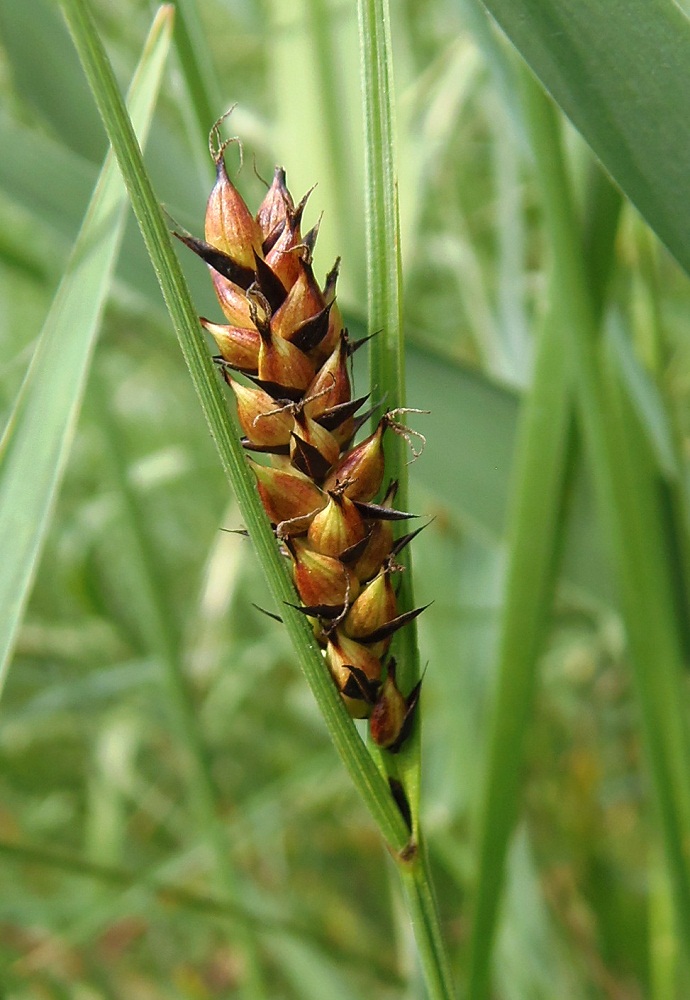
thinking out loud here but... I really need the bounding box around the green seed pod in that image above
[210,272,254,327]
[304,333,351,419]
[353,520,395,583]
[290,413,340,482]
[369,667,407,749]
[270,258,325,343]
[326,631,382,717]
[256,322,315,396]
[370,661,421,753]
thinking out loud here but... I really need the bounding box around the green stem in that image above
[357,1,454,997]
[357,0,405,442]
[522,66,690,958]
[169,0,221,135]
[466,68,624,1000]
[58,0,410,859]
[466,292,575,1000]
[400,845,458,1000]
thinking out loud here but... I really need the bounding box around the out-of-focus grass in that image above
[2,0,690,997]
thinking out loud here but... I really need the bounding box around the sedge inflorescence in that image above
[181,119,425,753]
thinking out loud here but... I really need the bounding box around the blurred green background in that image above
[2,0,690,997]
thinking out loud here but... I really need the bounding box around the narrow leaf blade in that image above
[0,6,174,692]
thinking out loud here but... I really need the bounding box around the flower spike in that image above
[183,135,430,755]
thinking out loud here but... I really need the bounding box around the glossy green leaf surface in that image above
[480,0,690,276]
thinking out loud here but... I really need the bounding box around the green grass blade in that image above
[357,0,405,435]
[478,0,690,279]
[357,2,455,998]
[57,0,410,855]
[521,67,690,972]
[356,0,420,786]
[168,0,222,136]
[466,96,625,1000]
[466,298,575,1000]
[0,5,174,694]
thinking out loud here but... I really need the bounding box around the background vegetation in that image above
[2,0,690,997]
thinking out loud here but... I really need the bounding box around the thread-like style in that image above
[182,123,424,752]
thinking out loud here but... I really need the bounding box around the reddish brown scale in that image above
[201,318,260,372]
[205,155,263,269]
[322,419,386,501]
[256,167,293,245]
[210,272,254,327]
[188,121,425,754]
[307,492,367,559]
[304,333,351,419]
[270,258,325,343]
[230,382,292,448]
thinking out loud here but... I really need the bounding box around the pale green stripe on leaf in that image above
[0,6,174,693]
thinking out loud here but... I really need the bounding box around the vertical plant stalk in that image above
[169,0,221,135]
[357,0,417,785]
[466,298,575,1000]
[61,0,454,993]
[466,109,624,1000]
[58,0,411,862]
[357,2,456,998]
[522,67,690,962]
[304,0,357,273]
